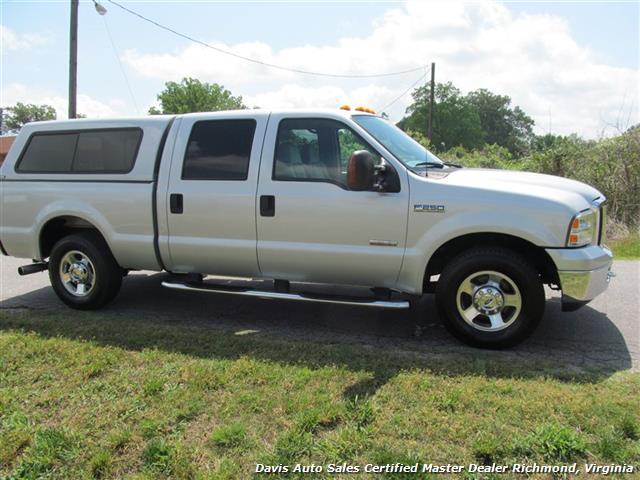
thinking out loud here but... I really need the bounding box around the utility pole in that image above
[427,62,435,142]
[68,0,79,119]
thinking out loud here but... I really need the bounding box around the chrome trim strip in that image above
[161,282,410,309]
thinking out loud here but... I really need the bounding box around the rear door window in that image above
[182,120,256,180]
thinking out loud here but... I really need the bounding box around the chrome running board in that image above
[161,281,410,309]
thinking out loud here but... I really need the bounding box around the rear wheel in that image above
[48,232,122,310]
[435,247,544,348]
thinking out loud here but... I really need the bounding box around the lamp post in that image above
[68,0,107,119]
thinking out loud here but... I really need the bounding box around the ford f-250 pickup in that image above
[0,108,614,348]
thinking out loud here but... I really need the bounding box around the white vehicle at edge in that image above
[0,108,614,348]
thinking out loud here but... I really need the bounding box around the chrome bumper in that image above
[546,245,614,309]
[558,264,614,302]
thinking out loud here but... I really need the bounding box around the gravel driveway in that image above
[1,256,638,374]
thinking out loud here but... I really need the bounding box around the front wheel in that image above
[435,247,545,348]
[48,232,123,310]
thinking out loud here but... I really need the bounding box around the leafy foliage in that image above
[400,82,534,156]
[149,77,246,114]
[400,82,484,151]
[526,130,639,227]
[2,103,56,133]
[467,88,535,157]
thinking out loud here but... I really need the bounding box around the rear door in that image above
[164,113,268,276]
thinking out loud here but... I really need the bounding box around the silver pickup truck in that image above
[0,108,613,348]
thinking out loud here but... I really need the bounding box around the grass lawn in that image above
[1,310,638,479]
[609,234,640,259]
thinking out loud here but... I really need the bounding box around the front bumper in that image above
[545,245,614,310]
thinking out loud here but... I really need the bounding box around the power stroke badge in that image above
[414,204,445,213]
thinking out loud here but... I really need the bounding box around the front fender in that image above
[397,209,561,294]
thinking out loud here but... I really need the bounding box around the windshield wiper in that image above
[413,161,462,169]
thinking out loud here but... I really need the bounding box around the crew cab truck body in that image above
[0,109,614,347]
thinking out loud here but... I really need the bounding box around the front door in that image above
[165,113,268,276]
[256,115,409,288]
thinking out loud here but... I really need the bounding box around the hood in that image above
[438,168,603,210]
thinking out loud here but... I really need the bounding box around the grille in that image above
[598,203,607,245]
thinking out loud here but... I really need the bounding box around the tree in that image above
[149,78,246,114]
[399,82,484,152]
[399,82,535,156]
[466,88,534,157]
[3,103,56,133]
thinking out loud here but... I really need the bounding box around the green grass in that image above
[1,310,639,479]
[609,234,640,259]
[210,423,248,449]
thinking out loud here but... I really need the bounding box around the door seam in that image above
[254,112,272,275]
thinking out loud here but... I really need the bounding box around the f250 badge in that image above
[414,204,445,213]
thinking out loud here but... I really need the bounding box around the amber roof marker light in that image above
[339,105,378,114]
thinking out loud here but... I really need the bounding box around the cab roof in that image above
[22,108,377,131]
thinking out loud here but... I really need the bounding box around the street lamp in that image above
[93,1,107,16]
[68,0,107,119]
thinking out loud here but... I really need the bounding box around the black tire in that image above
[435,247,544,349]
[48,231,122,310]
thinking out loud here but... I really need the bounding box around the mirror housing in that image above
[347,150,376,191]
[347,151,401,193]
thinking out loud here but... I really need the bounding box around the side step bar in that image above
[161,281,410,309]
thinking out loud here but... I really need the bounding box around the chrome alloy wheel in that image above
[59,250,96,297]
[456,270,522,332]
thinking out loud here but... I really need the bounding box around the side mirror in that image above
[347,151,401,193]
[347,150,376,191]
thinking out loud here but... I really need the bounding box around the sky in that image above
[1,0,639,138]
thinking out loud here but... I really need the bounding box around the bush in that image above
[526,130,640,227]
[441,143,517,169]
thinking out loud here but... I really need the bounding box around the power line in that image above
[381,72,426,112]
[101,15,140,114]
[106,0,425,79]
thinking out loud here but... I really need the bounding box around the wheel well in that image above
[39,216,104,260]
[423,233,559,293]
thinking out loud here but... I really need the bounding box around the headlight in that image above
[567,209,597,247]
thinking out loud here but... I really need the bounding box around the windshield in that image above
[353,115,443,168]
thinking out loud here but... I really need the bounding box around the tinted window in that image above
[17,133,77,172]
[74,129,141,172]
[182,120,256,180]
[16,128,142,174]
[274,118,377,187]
